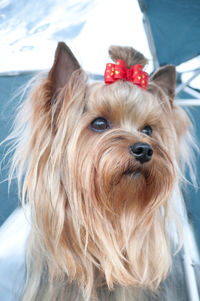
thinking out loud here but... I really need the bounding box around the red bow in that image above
[104,59,148,90]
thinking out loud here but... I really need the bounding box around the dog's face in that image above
[19,43,191,298]
[79,81,174,210]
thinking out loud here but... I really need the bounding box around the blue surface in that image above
[139,0,200,66]
[184,106,200,250]
[0,74,33,225]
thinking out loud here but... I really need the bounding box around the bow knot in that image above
[104,59,148,90]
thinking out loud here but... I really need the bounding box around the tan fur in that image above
[7,44,195,301]
[109,45,148,68]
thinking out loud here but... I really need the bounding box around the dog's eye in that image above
[90,117,110,132]
[141,125,152,136]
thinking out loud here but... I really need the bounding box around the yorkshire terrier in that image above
[10,42,194,300]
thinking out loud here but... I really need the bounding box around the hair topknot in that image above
[109,45,148,69]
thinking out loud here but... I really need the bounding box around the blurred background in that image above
[0,0,200,296]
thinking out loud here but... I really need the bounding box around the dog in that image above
[9,42,194,300]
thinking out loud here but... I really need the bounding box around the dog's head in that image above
[14,43,192,298]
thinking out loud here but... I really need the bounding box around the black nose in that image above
[130,143,153,164]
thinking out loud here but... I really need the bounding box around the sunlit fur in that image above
[8,45,195,301]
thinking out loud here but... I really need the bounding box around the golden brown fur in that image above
[8,43,195,301]
[109,45,148,68]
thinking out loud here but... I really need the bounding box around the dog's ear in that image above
[150,65,176,103]
[48,42,80,97]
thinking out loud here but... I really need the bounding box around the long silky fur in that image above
[5,46,197,301]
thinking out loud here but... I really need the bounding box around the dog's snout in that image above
[130,143,153,164]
